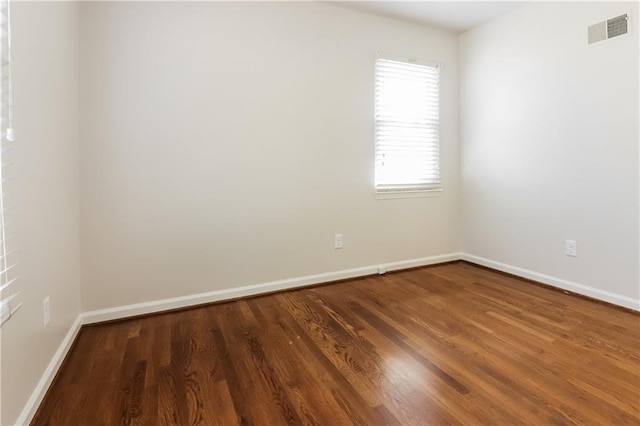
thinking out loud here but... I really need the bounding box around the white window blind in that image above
[375,53,441,194]
[0,0,18,327]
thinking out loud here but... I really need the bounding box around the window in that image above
[374,53,441,197]
[0,0,18,326]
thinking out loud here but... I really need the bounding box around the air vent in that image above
[588,12,630,45]
[588,21,607,44]
[607,14,628,38]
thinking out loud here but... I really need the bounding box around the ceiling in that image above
[329,1,524,33]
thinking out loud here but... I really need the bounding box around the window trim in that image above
[0,0,19,327]
[374,52,442,199]
[374,187,442,200]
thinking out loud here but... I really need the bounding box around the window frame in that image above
[374,52,442,199]
[0,0,19,326]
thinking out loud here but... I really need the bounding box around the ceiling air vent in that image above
[588,13,630,45]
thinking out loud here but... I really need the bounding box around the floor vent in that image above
[588,12,630,45]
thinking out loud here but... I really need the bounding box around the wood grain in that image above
[32,262,640,425]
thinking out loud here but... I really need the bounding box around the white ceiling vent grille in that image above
[607,14,629,38]
[588,13,630,45]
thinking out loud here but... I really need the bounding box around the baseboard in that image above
[15,252,638,424]
[81,252,462,324]
[461,253,640,311]
[14,315,82,425]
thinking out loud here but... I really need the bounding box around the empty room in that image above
[0,0,638,424]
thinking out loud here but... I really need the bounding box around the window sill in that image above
[375,188,442,200]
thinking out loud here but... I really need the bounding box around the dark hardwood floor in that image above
[33,262,640,425]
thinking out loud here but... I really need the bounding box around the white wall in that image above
[3,1,639,422]
[79,2,461,311]
[0,2,81,424]
[460,2,639,305]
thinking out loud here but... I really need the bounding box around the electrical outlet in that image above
[334,234,343,249]
[43,297,50,327]
[565,240,577,257]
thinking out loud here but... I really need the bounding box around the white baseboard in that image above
[15,315,82,425]
[461,253,640,311]
[14,252,638,424]
[81,252,462,324]
[11,253,459,424]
